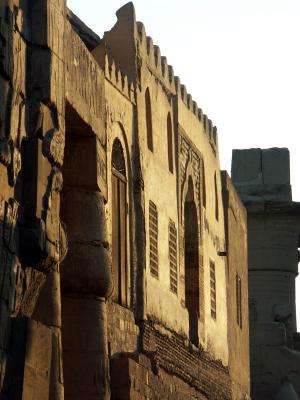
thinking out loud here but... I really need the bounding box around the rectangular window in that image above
[169,220,178,294]
[210,261,216,320]
[236,274,242,328]
[149,201,158,278]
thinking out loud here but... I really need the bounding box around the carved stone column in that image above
[17,1,67,399]
[61,189,112,400]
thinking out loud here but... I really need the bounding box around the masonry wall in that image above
[232,148,300,399]
[137,46,185,336]
[0,1,68,398]
[0,1,251,398]
[177,100,228,363]
[0,1,113,398]
[133,9,229,365]
[222,172,250,400]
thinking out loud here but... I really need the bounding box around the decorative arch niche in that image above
[111,138,128,306]
[184,176,200,346]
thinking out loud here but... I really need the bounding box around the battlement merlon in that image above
[136,18,218,148]
[93,2,218,148]
[92,43,135,103]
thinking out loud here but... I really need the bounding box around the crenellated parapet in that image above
[104,54,135,103]
[174,75,218,149]
[92,44,135,104]
[137,21,176,93]
[136,20,218,150]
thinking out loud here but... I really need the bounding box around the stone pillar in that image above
[232,148,300,399]
[61,189,112,400]
[32,263,65,400]
[16,0,66,399]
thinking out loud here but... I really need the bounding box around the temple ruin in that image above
[1,1,297,399]
[232,148,300,400]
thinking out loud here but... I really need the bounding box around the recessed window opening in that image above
[167,113,174,173]
[202,161,206,208]
[214,171,219,221]
[111,138,128,306]
[184,177,200,346]
[145,88,153,151]
[236,274,242,329]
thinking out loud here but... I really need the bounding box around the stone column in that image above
[61,189,112,400]
[17,1,66,399]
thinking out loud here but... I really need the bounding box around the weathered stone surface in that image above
[222,172,250,399]
[262,147,290,185]
[232,148,292,203]
[22,320,52,400]
[231,148,262,184]
[0,1,252,399]
[232,148,300,400]
[250,322,287,346]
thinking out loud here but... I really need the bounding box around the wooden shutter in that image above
[169,221,178,293]
[112,170,127,306]
[112,173,119,302]
[119,179,127,306]
[149,201,158,278]
[210,261,216,320]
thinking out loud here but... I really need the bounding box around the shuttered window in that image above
[169,220,178,294]
[210,261,217,320]
[111,139,127,306]
[149,201,158,278]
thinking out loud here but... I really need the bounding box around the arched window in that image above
[167,112,173,173]
[214,171,219,221]
[145,88,153,151]
[111,138,127,306]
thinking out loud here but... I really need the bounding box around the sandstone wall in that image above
[222,172,250,399]
[232,147,300,399]
[0,1,250,398]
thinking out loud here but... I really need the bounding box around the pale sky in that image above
[67,0,300,329]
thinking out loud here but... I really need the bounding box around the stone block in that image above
[12,32,26,95]
[0,14,13,80]
[262,148,290,185]
[22,320,52,400]
[250,322,287,346]
[28,47,51,100]
[30,0,65,54]
[231,148,262,184]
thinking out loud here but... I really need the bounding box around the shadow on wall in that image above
[296,275,300,332]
